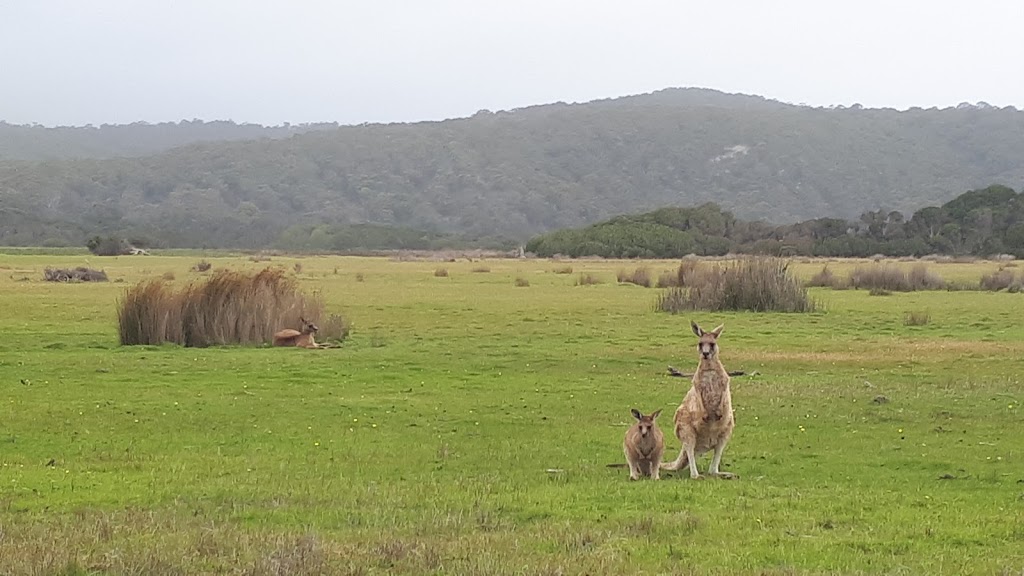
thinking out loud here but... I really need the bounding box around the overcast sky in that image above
[3,0,1023,127]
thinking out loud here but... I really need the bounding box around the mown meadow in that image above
[0,252,1022,575]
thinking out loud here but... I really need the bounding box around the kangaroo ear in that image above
[710,324,724,337]
[650,409,662,420]
[630,408,642,421]
[691,321,703,337]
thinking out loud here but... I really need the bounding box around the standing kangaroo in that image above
[623,408,665,480]
[273,317,320,348]
[661,321,736,479]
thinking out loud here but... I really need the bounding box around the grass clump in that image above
[117,267,324,347]
[617,267,652,287]
[655,270,678,288]
[552,265,573,274]
[319,313,351,344]
[657,257,814,313]
[434,268,449,278]
[904,310,931,326]
[514,276,530,287]
[806,265,837,287]
[980,269,1016,291]
[849,263,944,292]
[471,265,491,273]
[575,273,602,286]
[43,267,108,282]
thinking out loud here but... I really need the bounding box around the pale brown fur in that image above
[623,408,665,480]
[272,317,320,348]
[661,321,736,479]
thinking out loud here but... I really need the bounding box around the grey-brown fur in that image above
[660,321,736,479]
[272,317,320,348]
[623,408,665,480]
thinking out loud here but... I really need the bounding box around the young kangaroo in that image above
[272,317,320,348]
[661,321,736,479]
[623,408,665,480]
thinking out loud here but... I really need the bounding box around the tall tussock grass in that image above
[657,257,815,313]
[118,268,325,347]
[848,263,945,292]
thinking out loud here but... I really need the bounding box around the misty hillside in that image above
[0,120,339,161]
[1,88,1023,248]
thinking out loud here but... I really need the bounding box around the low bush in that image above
[117,267,325,347]
[617,267,652,287]
[657,257,814,313]
[43,267,108,282]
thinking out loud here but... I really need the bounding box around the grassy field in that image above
[1,253,1022,575]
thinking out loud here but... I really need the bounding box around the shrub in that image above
[117,267,324,347]
[43,267,108,282]
[575,273,602,286]
[617,267,652,287]
[86,236,130,256]
[657,257,815,313]
[434,268,449,277]
[552,265,573,274]
[655,270,678,288]
[192,260,212,272]
[319,313,351,343]
[471,266,491,273]
[806,266,836,287]
[904,310,930,326]
[514,276,530,287]
[980,269,1016,291]
[676,257,701,287]
[848,264,944,292]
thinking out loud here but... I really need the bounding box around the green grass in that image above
[1,254,1023,574]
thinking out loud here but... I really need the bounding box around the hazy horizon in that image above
[4,0,1023,127]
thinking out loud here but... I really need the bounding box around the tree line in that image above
[525,185,1024,259]
[3,88,1024,249]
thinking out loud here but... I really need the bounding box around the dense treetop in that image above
[525,185,1024,259]
[2,88,1023,248]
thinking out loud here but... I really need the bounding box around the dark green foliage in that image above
[86,235,130,256]
[4,89,1024,249]
[528,185,1024,259]
[656,257,814,313]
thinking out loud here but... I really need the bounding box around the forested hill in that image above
[2,88,1024,248]
[0,120,339,161]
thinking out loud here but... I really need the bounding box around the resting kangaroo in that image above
[661,321,736,479]
[623,408,665,480]
[273,317,320,348]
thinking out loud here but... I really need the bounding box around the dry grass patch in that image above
[980,269,1017,291]
[904,310,931,326]
[617,267,652,287]
[43,267,108,282]
[849,264,945,292]
[657,257,815,313]
[117,267,325,347]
